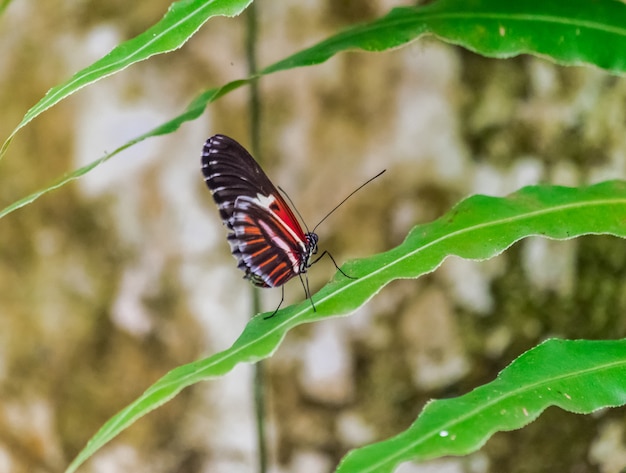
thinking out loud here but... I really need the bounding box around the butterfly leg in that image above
[310,250,357,280]
[298,273,317,312]
[265,285,285,319]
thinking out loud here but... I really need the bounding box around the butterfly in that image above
[201,134,383,317]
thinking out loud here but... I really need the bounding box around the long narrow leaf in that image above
[337,338,626,473]
[266,0,626,74]
[0,0,252,157]
[0,86,227,219]
[5,0,626,218]
[66,181,626,472]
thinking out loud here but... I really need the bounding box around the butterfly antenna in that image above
[278,185,311,233]
[312,169,386,233]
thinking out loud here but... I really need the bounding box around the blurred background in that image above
[2,0,626,472]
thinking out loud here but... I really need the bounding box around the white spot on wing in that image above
[256,193,276,209]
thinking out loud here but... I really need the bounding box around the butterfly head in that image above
[302,232,319,271]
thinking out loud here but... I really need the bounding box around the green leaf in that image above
[336,338,626,473]
[65,181,626,472]
[0,0,252,157]
[265,0,626,73]
[0,86,227,219]
[6,0,626,217]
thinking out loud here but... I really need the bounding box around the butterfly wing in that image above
[202,134,309,287]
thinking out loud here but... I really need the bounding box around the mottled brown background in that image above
[1,0,626,472]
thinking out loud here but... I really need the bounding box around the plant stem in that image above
[246,3,268,473]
